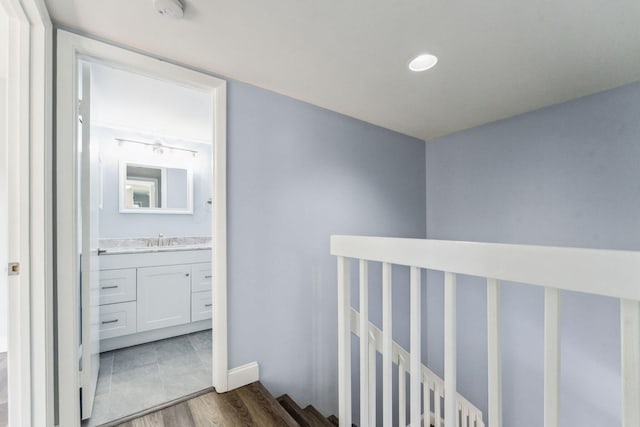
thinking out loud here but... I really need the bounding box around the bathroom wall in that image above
[425,81,640,427]
[95,125,212,239]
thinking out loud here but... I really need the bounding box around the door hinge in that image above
[8,262,20,276]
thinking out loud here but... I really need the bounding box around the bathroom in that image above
[79,59,215,426]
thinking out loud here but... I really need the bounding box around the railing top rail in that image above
[331,235,640,301]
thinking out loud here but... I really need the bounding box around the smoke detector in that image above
[154,0,184,19]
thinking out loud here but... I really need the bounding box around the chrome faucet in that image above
[158,233,164,247]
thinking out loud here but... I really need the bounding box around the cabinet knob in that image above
[185,273,190,277]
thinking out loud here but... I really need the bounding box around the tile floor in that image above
[84,330,212,427]
[0,352,6,427]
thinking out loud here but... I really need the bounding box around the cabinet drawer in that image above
[191,263,212,292]
[100,301,137,339]
[99,268,136,305]
[192,291,212,322]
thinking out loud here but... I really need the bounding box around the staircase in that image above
[332,235,640,427]
[113,382,343,427]
[277,394,339,427]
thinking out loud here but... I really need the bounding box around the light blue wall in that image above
[425,82,640,426]
[95,126,212,238]
[226,80,426,416]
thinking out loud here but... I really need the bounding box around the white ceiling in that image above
[46,0,640,140]
[89,61,212,142]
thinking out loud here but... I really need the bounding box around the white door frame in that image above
[56,30,233,426]
[0,0,54,426]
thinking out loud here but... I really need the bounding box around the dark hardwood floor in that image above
[115,382,298,427]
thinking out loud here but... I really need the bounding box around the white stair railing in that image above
[350,308,484,427]
[332,235,640,427]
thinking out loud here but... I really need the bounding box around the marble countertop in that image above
[99,236,212,255]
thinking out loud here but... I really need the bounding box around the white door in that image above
[137,265,191,332]
[79,62,101,420]
[2,6,43,425]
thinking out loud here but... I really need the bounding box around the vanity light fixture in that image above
[115,138,198,156]
[408,53,438,72]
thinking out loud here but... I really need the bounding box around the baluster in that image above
[399,357,406,427]
[621,299,640,427]
[423,377,431,427]
[360,260,369,426]
[382,262,393,427]
[544,288,560,427]
[444,272,457,427]
[487,278,502,427]
[410,266,421,426]
[337,256,351,427]
[369,332,377,427]
[434,384,442,427]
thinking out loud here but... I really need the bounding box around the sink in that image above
[98,236,212,255]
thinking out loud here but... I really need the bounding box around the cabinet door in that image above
[137,265,191,332]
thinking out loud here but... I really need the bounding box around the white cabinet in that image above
[99,268,136,305]
[192,291,212,322]
[191,263,212,321]
[191,263,212,292]
[98,249,212,351]
[137,265,192,332]
[100,301,137,339]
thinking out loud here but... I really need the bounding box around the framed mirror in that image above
[119,162,193,214]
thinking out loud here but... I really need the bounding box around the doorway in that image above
[56,31,228,427]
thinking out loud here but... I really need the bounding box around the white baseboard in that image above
[0,335,6,353]
[227,361,260,391]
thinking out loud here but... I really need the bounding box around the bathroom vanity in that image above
[97,238,212,352]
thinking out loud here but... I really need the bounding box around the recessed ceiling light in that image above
[408,54,438,72]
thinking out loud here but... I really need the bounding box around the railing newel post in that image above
[621,299,640,427]
[382,262,393,427]
[444,272,457,427]
[487,278,502,427]
[359,260,369,427]
[337,256,351,427]
[410,266,422,426]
